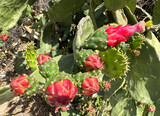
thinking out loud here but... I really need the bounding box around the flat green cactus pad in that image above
[0,0,28,30]
[99,48,129,79]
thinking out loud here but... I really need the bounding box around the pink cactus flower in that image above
[105,21,146,47]
[46,79,77,107]
[38,54,52,65]
[82,77,99,96]
[0,34,9,41]
[10,75,29,95]
[85,54,102,71]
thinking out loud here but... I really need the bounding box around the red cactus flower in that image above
[10,75,29,95]
[104,81,111,91]
[46,79,77,107]
[82,77,99,96]
[85,54,102,71]
[148,106,155,112]
[38,54,52,65]
[0,34,9,41]
[105,21,146,47]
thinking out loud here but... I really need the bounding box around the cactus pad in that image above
[25,44,38,69]
[99,48,129,79]
[81,26,108,51]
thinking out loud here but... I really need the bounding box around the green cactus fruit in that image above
[99,48,129,79]
[39,59,59,79]
[81,26,108,51]
[75,49,97,71]
[128,32,145,52]
[25,44,38,69]
[24,75,40,97]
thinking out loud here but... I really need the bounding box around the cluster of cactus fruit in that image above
[10,19,159,115]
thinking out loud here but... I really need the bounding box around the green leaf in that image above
[104,0,129,11]
[0,0,28,30]
[153,0,160,25]
[48,0,85,22]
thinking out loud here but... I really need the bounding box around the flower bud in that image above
[82,77,99,96]
[10,75,29,95]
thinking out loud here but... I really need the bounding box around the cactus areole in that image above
[46,79,77,107]
[10,75,29,95]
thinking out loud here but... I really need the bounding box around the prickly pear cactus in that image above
[39,59,59,79]
[43,71,74,90]
[25,44,38,69]
[75,49,97,71]
[99,48,129,79]
[81,26,108,51]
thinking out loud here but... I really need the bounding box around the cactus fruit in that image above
[10,75,29,96]
[81,26,108,51]
[75,49,98,71]
[85,54,102,71]
[0,34,9,41]
[73,71,95,87]
[10,75,39,97]
[148,106,155,112]
[105,21,146,47]
[25,44,38,69]
[45,78,77,107]
[38,54,52,65]
[82,76,99,96]
[99,48,129,78]
[38,54,59,79]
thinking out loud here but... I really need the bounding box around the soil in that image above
[0,0,158,116]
